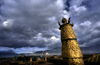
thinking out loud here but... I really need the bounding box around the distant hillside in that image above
[35,47,61,54]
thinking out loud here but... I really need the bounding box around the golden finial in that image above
[68,17,71,24]
[62,18,67,24]
[58,21,61,26]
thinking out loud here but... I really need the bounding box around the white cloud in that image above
[73,24,81,31]
[91,30,100,34]
[70,0,84,6]
[79,43,87,47]
[48,16,56,21]
[2,19,14,29]
[14,47,48,54]
[62,10,70,18]
[56,0,64,9]
[0,47,13,51]
[50,36,60,41]
[70,5,87,16]
[88,38,100,45]
[95,21,100,26]
[80,21,91,26]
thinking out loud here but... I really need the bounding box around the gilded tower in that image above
[58,18,84,65]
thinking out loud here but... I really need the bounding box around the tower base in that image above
[63,58,85,65]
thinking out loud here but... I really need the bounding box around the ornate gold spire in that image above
[58,17,84,65]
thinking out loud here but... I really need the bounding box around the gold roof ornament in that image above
[62,18,67,24]
[58,17,74,30]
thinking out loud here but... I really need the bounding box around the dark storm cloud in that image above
[73,21,100,49]
[80,0,91,10]
[0,0,65,50]
[0,0,100,55]
[64,0,100,49]
[0,29,35,48]
[64,0,70,11]
[69,0,100,23]
[81,45,100,54]
[0,50,18,57]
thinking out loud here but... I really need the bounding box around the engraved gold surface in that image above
[59,18,84,65]
[63,58,84,65]
[61,24,76,41]
[62,40,83,58]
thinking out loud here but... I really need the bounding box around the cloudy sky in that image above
[0,0,100,57]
